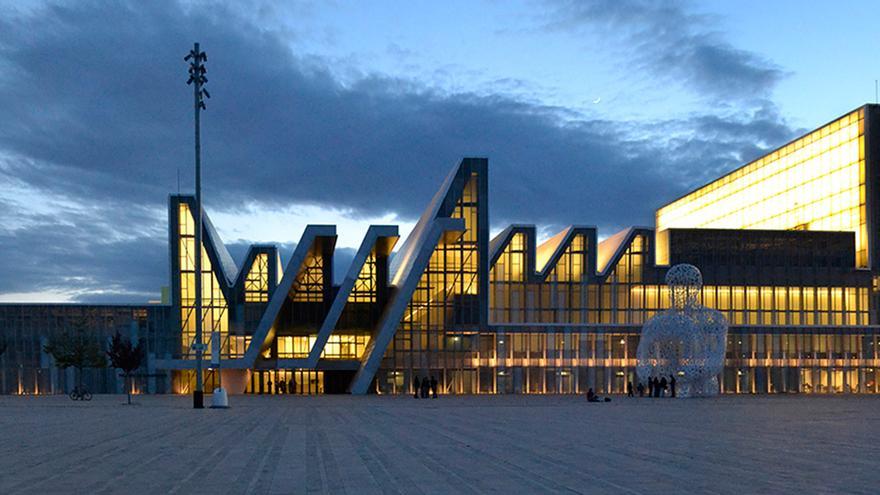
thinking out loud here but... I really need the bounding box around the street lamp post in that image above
[185,43,209,409]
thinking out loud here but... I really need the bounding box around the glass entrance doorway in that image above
[247,370,324,395]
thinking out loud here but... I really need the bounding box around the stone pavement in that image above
[0,394,878,494]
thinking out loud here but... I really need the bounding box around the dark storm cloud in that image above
[0,1,797,301]
[0,211,166,300]
[541,0,787,101]
[649,102,801,190]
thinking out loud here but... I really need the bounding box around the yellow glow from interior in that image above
[244,253,269,302]
[292,248,324,302]
[178,202,229,359]
[349,251,377,302]
[276,334,371,359]
[656,109,867,267]
[490,233,525,283]
[630,285,868,326]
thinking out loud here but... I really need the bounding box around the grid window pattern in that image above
[490,233,526,323]
[656,109,867,267]
[384,173,481,376]
[489,234,602,325]
[0,305,170,395]
[375,329,880,395]
[244,253,269,302]
[348,251,377,303]
[291,247,324,302]
[489,233,868,327]
[549,234,586,283]
[276,334,370,359]
[178,203,229,359]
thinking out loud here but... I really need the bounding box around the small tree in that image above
[43,319,106,395]
[106,332,145,405]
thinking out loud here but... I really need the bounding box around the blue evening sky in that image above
[0,0,876,302]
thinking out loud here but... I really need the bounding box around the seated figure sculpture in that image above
[636,264,728,397]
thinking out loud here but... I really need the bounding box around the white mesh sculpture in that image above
[636,264,728,397]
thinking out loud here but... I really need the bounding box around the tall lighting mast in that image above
[185,43,209,409]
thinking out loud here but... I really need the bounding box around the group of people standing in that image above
[265,378,295,395]
[413,376,438,399]
[628,375,677,398]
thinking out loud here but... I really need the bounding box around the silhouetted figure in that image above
[637,382,645,397]
[430,376,438,398]
[654,377,661,398]
[279,380,287,394]
[670,375,677,398]
[413,376,421,399]
[420,376,430,398]
[627,381,634,397]
[268,381,274,395]
[659,376,668,397]
[648,377,655,397]
[288,378,295,395]
[588,388,603,402]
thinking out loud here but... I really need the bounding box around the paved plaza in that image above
[1,394,878,494]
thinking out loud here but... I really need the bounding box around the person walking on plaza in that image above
[420,376,430,398]
[288,377,295,395]
[637,381,645,397]
[278,379,287,394]
[670,375,677,398]
[413,376,421,399]
[648,377,655,397]
[430,376,438,398]
[627,381,634,397]
[659,376,668,397]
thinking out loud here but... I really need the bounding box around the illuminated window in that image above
[490,232,526,323]
[550,234,586,283]
[177,202,229,360]
[244,253,269,302]
[321,334,371,359]
[292,247,324,302]
[275,334,370,359]
[656,109,867,267]
[386,172,481,375]
[348,251,377,303]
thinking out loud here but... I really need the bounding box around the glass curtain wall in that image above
[382,173,481,394]
[657,109,867,266]
[177,203,229,360]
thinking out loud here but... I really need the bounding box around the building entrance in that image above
[247,370,324,395]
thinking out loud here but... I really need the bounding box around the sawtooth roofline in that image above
[158,157,666,392]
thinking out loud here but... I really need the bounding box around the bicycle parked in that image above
[69,387,92,401]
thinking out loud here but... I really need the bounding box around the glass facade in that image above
[176,203,229,360]
[349,251,377,303]
[244,253,269,303]
[377,173,481,394]
[5,109,879,396]
[276,335,370,359]
[0,304,171,395]
[656,109,867,267]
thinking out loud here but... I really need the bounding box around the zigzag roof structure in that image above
[153,107,880,396]
[7,105,880,398]
[158,158,672,389]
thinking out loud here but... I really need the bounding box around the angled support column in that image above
[349,217,465,394]
[241,225,336,367]
[305,225,398,367]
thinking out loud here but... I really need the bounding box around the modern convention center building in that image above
[3,104,880,395]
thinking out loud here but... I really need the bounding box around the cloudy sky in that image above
[0,0,876,303]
